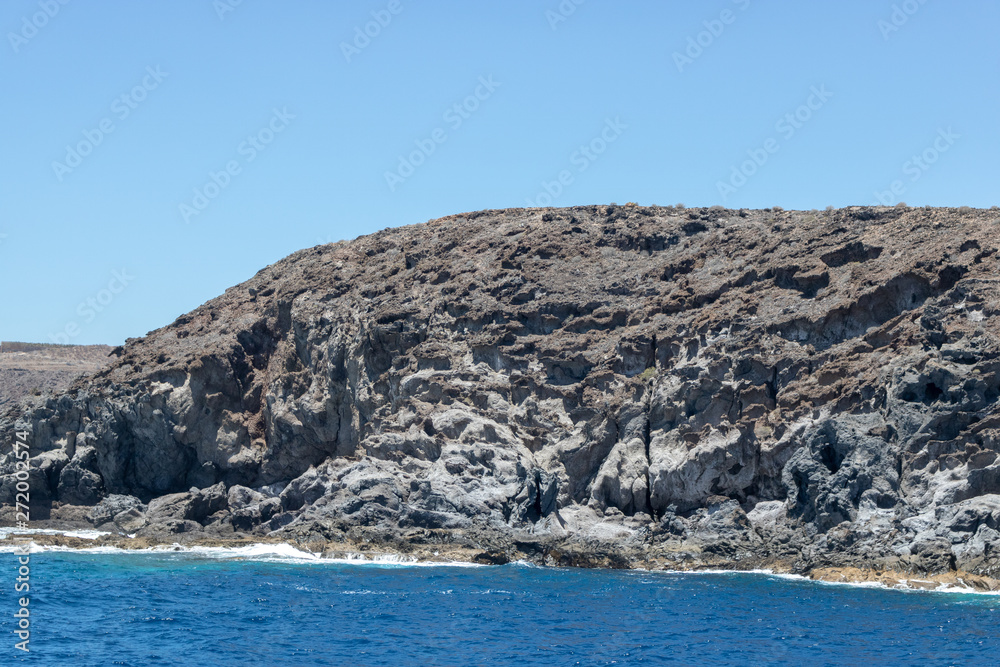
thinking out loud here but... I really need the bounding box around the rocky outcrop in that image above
[4,204,1000,578]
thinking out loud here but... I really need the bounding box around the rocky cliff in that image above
[4,205,1000,579]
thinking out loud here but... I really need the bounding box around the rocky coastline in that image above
[5,204,1000,591]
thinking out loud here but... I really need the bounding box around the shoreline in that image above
[4,528,999,596]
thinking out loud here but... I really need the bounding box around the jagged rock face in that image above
[4,204,1000,574]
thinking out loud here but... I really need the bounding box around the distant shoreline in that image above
[3,527,999,596]
[0,342,113,410]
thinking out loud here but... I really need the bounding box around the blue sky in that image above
[1,0,998,345]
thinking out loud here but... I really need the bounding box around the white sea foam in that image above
[169,543,322,561]
[321,552,484,568]
[929,583,1000,596]
[657,567,808,582]
[650,566,1000,596]
[0,527,111,540]
[0,537,484,567]
[807,578,892,590]
[11,535,991,592]
[0,542,125,555]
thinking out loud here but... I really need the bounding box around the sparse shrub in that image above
[1,341,74,352]
[625,201,638,207]
[709,205,725,213]
[772,205,783,212]
[958,206,973,214]
[896,202,908,208]
[675,203,685,210]
[825,205,834,212]
[639,367,658,381]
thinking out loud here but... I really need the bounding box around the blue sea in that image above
[2,545,998,666]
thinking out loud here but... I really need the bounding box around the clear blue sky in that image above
[2,0,997,345]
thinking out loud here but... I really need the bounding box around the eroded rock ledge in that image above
[4,204,1000,581]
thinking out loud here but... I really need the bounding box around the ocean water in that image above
[2,546,998,666]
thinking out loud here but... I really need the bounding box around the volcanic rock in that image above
[4,204,1000,577]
